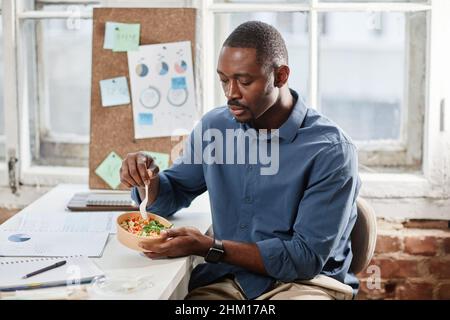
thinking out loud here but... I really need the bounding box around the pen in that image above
[22,260,67,279]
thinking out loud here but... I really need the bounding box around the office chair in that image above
[350,197,378,274]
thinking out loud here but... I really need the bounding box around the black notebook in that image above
[67,192,138,212]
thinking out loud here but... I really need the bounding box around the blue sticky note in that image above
[138,113,153,125]
[171,77,187,90]
[103,22,119,49]
[100,76,131,107]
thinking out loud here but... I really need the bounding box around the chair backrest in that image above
[350,197,377,274]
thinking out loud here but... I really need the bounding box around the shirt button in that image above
[240,224,247,229]
[245,197,252,203]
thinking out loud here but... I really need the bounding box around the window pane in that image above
[41,5,92,136]
[319,12,406,141]
[0,14,4,162]
[29,4,92,166]
[214,12,309,106]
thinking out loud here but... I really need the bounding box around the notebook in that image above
[67,192,138,212]
[87,193,136,207]
[0,256,104,292]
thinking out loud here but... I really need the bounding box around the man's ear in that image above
[274,65,290,88]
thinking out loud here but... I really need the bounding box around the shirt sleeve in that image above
[256,141,361,281]
[131,125,207,218]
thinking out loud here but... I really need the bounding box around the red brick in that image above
[375,235,402,253]
[364,258,420,278]
[396,282,434,300]
[396,260,421,277]
[358,279,397,300]
[436,284,450,299]
[403,219,449,229]
[429,259,450,279]
[443,238,450,254]
[404,236,438,256]
[362,258,396,278]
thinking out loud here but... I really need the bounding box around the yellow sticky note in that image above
[95,152,123,189]
[113,23,140,52]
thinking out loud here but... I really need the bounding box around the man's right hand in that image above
[120,152,160,204]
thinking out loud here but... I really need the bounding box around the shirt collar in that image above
[277,89,307,143]
[237,89,307,143]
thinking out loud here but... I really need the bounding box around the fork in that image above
[139,184,149,220]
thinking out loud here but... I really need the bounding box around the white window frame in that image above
[0,0,449,220]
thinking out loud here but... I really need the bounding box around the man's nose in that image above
[226,79,242,100]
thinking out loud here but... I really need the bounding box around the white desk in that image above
[0,184,212,300]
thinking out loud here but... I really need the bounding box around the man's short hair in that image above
[223,20,289,71]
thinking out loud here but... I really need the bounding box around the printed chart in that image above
[127,41,197,139]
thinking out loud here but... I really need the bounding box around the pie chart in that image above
[135,63,149,77]
[156,61,169,76]
[140,87,161,109]
[8,233,31,242]
[174,60,188,74]
[167,88,188,107]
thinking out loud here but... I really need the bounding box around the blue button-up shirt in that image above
[132,89,361,299]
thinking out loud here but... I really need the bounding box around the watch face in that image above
[206,247,224,263]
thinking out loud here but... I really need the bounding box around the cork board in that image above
[89,8,196,190]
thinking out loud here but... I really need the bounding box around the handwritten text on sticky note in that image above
[100,76,131,107]
[113,23,140,52]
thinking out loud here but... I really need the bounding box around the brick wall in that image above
[356,219,450,300]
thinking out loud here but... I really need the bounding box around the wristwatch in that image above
[204,238,225,263]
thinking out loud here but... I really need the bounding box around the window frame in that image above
[210,1,428,169]
[1,0,449,220]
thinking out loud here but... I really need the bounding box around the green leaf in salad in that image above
[142,219,167,235]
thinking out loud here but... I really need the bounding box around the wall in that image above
[357,218,450,300]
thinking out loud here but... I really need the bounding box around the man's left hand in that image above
[139,227,213,259]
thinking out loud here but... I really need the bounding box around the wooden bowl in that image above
[116,212,173,252]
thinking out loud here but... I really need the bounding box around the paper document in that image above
[0,212,118,234]
[0,231,109,257]
[127,41,197,139]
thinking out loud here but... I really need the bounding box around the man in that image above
[120,21,361,300]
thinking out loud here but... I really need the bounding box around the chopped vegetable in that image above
[120,216,169,237]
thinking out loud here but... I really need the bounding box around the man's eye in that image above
[220,79,228,83]
[240,81,251,86]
